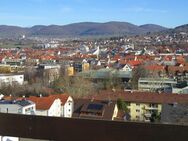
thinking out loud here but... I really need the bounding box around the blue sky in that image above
[0,0,188,27]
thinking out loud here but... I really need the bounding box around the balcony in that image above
[144,113,152,117]
[144,119,151,122]
[145,106,158,110]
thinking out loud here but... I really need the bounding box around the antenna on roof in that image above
[108,97,112,106]
[0,94,4,100]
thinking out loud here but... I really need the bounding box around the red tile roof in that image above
[84,91,188,104]
[48,94,69,105]
[27,96,57,110]
[127,60,142,66]
[27,94,69,110]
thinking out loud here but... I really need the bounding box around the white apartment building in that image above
[138,77,177,92]
[0,73,24,87]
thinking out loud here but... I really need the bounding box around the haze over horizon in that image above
[0,0,188,28]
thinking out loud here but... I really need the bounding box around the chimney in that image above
[134,56,137,61]
[108,98,112,106]
[0,94,4,100]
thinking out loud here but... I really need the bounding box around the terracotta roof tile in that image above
[27,96,57,110]
[127,60,142,66]
[84,91,188,104]
[27,94,69,110]
[48,94,69,105]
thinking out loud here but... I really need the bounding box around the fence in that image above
[0,113,187,141]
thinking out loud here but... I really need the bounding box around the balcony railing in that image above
[144,113,152,117]
[145,106,158,110]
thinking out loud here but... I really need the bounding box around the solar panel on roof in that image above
[15,100,31,106]
[87,104,103,110]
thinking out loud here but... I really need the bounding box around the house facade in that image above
[85,91,188,122]
[0,97,36,115]
[127,102,162,122]
[28,96,61,117]
[138,77,177,92]
[28,94,74,117]
[61,96,74,118]
[73,99,118,120]
[0,73,24,87]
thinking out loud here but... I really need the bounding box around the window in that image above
[136,116,140,119]
[136,109,140,112]
[126,102,130,106]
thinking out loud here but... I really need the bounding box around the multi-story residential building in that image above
[138,77,177,92]
[0,73,24,87]
[38,64,61,70]
[172,86,188,94]
[37,64,61,83]
[0,64,25,73]
[1,58,23,66]
[52,94,74,118]
[127,102,162,122]
[85,91,188,122]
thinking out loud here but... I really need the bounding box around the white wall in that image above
[47,99,61,117]
[173,87,188,94]
[22,104,36,115]
[36,110,48,116]
[0,74,24,87]
[0,104,20,114]
[63,97,73,118]
[0,103,36,115]
[1,136,19,141]
[112,104,118,120]
[121,64,132,72]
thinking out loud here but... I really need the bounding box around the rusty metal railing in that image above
[0,113,187,141]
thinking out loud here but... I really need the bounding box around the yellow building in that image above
[0,65,11,73]
[128,103,162,122]
[82,63,90,72]
[89,91,186,122]
[0,64,24,73]
[66,66,74,76]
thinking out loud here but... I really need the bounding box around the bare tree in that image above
[130,65,148,89]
